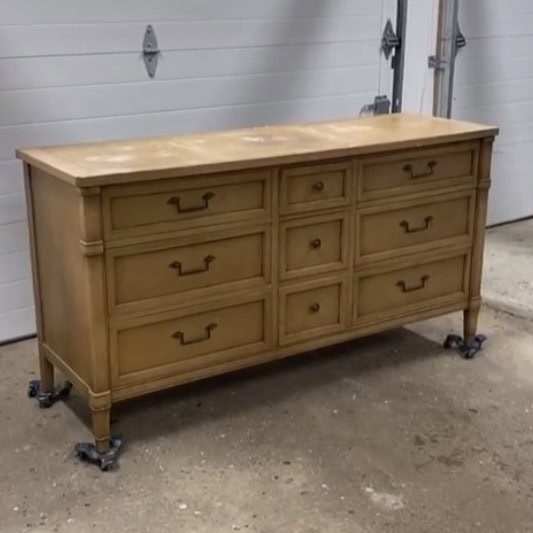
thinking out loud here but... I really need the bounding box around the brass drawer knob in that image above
[396,274,430,293]
[172,322,218,346]
[403,160,437,179]
[312,181,325,192]
[167,191,215,213]
[310,238,322,249]
[399,216,434,234]
[169,255,215,276]
[309,303,321,314]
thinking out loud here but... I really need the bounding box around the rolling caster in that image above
[75,436,123,471]
[27,380,73,408]
[444,334,487,359]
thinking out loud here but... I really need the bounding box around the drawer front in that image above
[357,191,474,263]
[280,161,351,214]
[103,171,271,239]
[112,294,272,386]
[107,226,270,314]
[358,142,478,201]
[280,277,348,345]
[354,252,470,323]
[280,212,349,280]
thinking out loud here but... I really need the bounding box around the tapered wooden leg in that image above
[28,350,72,407]
[39,354,55,393]
[463,307,480,345]
[92,407,111,453]
[75,404,123,471]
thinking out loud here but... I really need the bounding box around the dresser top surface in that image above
[16,113,498,187]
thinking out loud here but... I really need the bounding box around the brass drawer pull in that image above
[169,255,215,276]
[310,238,322,249]
[312,181,325,192]
[396,274,430,293]
[403,160,437,179]
[167,192,215,213]
[172,322,218,346]
[399,216,434,234]
[309,303,321,314]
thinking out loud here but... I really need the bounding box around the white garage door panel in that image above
[0,251,31,284]
[0,194,26,225]
[0,42,378,91]
[0,0,393,342]
[1,0,379,24]
[0,93,377,162]
[0,67,378,127]
[454,0,533,225]
[0,279,34,314]
[0,223,29,255]
[0,308,35,343]
[0,18,379,58]
[0,161,23,195]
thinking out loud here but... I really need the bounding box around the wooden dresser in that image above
[17,113,498,469]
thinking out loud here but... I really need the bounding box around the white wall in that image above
[453,0,533,225]
[0,0,393,342]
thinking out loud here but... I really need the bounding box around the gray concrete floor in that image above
[1,220,532,533]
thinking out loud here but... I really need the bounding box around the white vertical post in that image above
[433,0,460,117]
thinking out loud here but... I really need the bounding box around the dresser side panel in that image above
[30,168,93,389]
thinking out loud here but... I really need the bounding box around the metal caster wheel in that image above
[27,380,73,408]
[75,436,123,471]
[444,333,487,359]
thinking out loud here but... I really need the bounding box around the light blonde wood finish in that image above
[280,212,349,280]
[103,171,271,240]
[107,225,270,315]
[354,250,471,324]
[279,276,348,345]
[356,190,475,264]
[280,160,351,215]
[357,141,479,202]
[17,113,497,453]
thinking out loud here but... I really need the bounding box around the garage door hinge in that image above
[143,25,160,78]
[428,20,467,70]
[381,19,401,60]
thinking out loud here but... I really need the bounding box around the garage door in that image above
[0,0,397,342]
[453,0,533,225]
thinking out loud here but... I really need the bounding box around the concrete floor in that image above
[1,220,532,533]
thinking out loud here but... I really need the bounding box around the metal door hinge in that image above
[381,19,401,60]
[428,20,467,70]
[143,25,160,78]
[360,95,391,116]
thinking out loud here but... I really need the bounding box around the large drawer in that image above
[280,161,351,215]
[280,212,349,280]
[111,293,272,386]
[102,171,272,239]
[356,190,475,264]
[357,142,478,202]
[107,226,270,314]
[354,251,470,324]
[279,276,348,345]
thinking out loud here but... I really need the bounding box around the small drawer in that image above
[103,171,271,239]
[357,142,478,201]
[354,252,470,324]
[279,277,348,345]
[107,226,270,314]
[111,293,272,386]
[356,190,475,264]
[280,161,351,214]
[280,212,349,280]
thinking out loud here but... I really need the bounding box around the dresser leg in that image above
[443,307,486,359]
[28,355,73,408]
[463,307,479,344]
[75,407,123,471]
